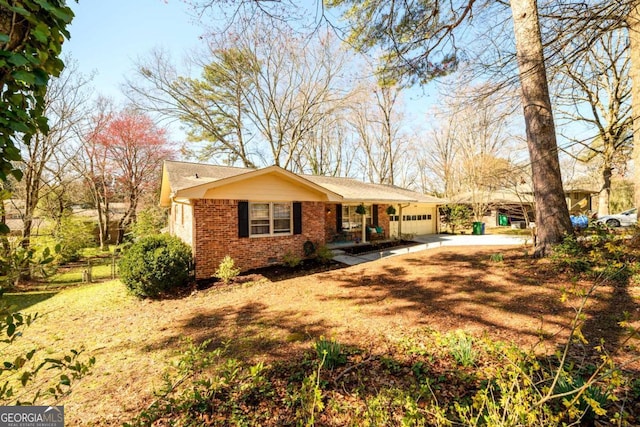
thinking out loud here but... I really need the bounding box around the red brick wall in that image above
[324,203,339,242]
[192,199,326,279]
[376,204,391,238]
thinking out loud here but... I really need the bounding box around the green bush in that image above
[130,207,168,239]
[283,251,302,268]
[214,255,240,284]
[440,204,473,234]
[118,234,193,298]
[315,245,334,264]
[54,216,96,263]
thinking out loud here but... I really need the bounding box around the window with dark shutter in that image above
[372,204,379,226]
[238,201,249,238]
[293,202,302,234]
[336,204,343,232]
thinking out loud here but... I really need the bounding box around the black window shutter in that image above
[372,204,379,226]
[336,204,343,232]
[238,201,249,237]
[293,202,302,234]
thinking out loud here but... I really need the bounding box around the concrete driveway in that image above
[332,233,530,266]
[413,233,530,246]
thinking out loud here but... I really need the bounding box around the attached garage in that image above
[388,203,439,237]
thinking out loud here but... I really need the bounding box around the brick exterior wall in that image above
[376,204,391,239]
[192,199,326,279]
[325,203,339,242]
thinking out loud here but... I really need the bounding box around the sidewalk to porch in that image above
[330,234,530,266]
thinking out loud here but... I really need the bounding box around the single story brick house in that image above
[159,161,444,279]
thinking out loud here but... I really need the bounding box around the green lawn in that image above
[3,291,58,312]
[48,264,115,284]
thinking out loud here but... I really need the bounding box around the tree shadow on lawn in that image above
[143,301,334,361]
[2,291,58,312]
[324,248,599,350]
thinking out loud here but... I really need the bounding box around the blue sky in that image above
[62,0,203,101]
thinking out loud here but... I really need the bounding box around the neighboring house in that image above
[451,188,535,229]
[452,186,599,228]
[2,199,45,236]
[564,188,598,215]
[159,161,445,278]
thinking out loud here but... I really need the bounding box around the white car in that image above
[595,208,637,227]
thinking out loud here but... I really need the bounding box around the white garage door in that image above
[389,205,438,237]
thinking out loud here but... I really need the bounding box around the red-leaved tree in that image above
[90,108,172,244]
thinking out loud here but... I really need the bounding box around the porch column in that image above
[361,210,367,243]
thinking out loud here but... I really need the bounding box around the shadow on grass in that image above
[3,291,58,312]
[323,248,579,346]
[144,301,333,361]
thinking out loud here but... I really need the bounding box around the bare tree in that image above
[349,81,408,185]
[125,17,353,171]
[16,59,92,249]
[292,114,356,176]
[554,29,632,216]
[75,97,114,250]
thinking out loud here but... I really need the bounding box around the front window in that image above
[250,202,291,236]
[342,204,372,230]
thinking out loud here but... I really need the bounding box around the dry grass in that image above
[10,245,640,425]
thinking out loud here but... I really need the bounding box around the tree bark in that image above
[510,0,573,256]
[628,4,640,214]
[599,165,612,216]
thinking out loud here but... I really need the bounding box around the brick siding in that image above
[376,204,391,238]
[192,199,326,279]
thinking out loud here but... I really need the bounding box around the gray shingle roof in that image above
[163,161,445,204]
[164,161,250,192]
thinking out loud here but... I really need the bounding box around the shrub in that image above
[214,255,240,284]
[440,204,473,234]
[283,251,302,268]
[118,234,193,298]
[0,238,59,289]
[551,234,591,273]
[53,216,95,263]
[314,245,334,264]
[129,206,168,239]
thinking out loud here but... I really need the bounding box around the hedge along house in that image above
[160,161,444,279]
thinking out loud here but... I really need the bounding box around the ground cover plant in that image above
[3,231,639,425]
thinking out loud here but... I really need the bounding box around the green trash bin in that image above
[472,221,485,235]
[498,213,508,226]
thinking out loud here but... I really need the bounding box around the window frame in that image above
[341,204,372,230]
[249,202,293,237]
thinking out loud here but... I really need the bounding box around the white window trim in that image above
[249,202,293,237]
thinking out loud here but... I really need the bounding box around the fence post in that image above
[82,259,92,283]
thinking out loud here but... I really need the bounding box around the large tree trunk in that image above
[598,165,612,216]
[628,4,640,214]
[510,0,573,256]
